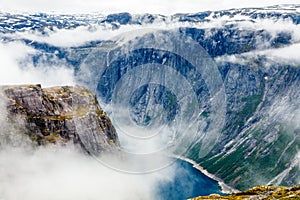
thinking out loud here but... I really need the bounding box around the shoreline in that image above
[173,155,240,194]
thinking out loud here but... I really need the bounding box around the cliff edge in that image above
[0,84,119,154]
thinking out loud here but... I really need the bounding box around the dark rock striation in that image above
[1,84,119,154]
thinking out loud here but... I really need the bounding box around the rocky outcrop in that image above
[1,84,119,154]
[191,185,300,200]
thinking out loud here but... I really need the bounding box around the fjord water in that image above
[156,160,223,200]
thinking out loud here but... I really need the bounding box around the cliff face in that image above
[75,36,300,190]
[1,84,119,154]
[73,32,300,189]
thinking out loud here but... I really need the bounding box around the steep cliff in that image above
[0,84,119,154]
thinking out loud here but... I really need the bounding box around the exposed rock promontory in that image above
[191,185,300,200]
[0,84,119,154]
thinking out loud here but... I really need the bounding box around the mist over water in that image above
[0,97,221,200]
[0,95,172,200]
[0,49,168,200]
[0,146,159,200]
[0,19,224,200]
[0,5,299,199]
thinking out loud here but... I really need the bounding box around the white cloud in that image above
[0,41,75,87]
[0,145,166,200]
[216,43,300,66]
[12,25,154,47]
[262,43,300,65]
[0,0,299,14]
[237,18,300,43]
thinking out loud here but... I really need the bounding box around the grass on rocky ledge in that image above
[190,185,300,200]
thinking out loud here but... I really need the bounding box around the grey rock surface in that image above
[1,84,119,154]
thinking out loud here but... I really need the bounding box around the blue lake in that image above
[156,159,224,199]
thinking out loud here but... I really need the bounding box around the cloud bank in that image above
[215,43,300,67]
[0,145,166,200]
[0,41,75,87]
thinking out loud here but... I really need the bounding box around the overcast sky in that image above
[0,0,299,14]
